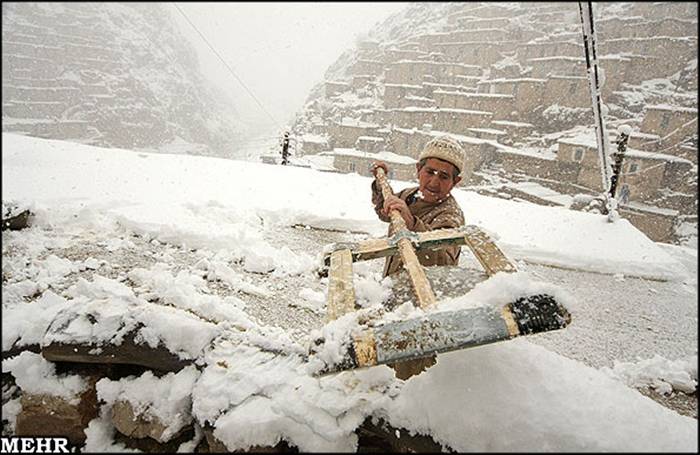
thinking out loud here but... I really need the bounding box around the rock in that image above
[2,343,41,361]
[115,432,197,453]
[201,425,297,453]
[111,400,190,443]
[42,330,192,373]
[1,209,31,231]
[357,417,450,453]
[14,376,99,446]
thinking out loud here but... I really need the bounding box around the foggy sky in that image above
[170,2,407,137]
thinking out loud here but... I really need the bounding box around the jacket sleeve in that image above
[371,180,391,223]
[412,205,465,267]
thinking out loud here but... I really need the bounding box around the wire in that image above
[171,3,282,129]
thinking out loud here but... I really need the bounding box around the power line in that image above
[171,3,282,130]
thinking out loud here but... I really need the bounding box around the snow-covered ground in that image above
[2,133,697,451]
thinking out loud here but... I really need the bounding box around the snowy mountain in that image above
[2,133,697,451]
[2,2,243,156]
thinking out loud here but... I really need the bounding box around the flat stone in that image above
[42,329,192,373]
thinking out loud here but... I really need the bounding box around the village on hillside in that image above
[288,2,697,246]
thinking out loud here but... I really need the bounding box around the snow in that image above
[96,365,201,442]
[647,104,698,113]
[602,354,697,395]
[331,148,416,165]
[386,340,696,452]
[2,352,87,405]
[2,133,697,451]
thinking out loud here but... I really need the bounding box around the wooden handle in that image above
[375,167,407,230]
[374,168,437,309]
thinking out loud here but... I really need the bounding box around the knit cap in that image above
[418,135,465,175]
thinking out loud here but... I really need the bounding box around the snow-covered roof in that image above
[384,83,423,89]
[477,78,547,84]
[392,59,481,69]
[491,120,534,128]
[356,136,384,142]
[336,118,380,128]
[646,104,698,114]
[527,56,582,62]
[432,90,513,99]
[394,106,492,115]
[301,134,328,144]
[623,201,679,217]
[547,75,587,80]
[331,148,416,165]
[467,127,507,136]
[558,137,693,164]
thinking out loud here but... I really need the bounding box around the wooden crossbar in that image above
[324,226,516,277]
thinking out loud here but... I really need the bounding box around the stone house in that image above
[477,78,547,114]
[355,135,386,154]
[385,60,482,85]
[490,120,535,143]
[389,107,493,135]
[640,105,698,138]
[350,59,385,76]
[516,41,582,60]
[557,135,694,201]
[599,37,697,75]
[384,48,428,63]
[445,28,509,43]
[527,56,583,78]
[463,4,523,18]
[432,41,505,66]
[326,119,381,148]
[626,1,697,16]
[383,83,423,108]
[466,127,507,142]
[433,90,515,119]
[529,9,578,27]
[540,76,590,109]
[498,148,579,183]
[457,17,511,29]
[351,75,375,91]
[422,82,473,98]
[299,134,329,155]
[332,148,417,180]
[325,80,351,98]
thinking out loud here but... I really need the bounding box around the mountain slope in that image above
[2,2,243,155]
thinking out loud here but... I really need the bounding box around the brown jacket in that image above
[371,182,465,277]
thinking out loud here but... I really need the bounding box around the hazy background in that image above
[169,2,407,139]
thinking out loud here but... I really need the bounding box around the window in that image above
[349,162,356,172]
[388,170,395,179]
[568,82,578,95]
[660,112,671,130]
[627,162,639,174]
[572,148,584,162]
